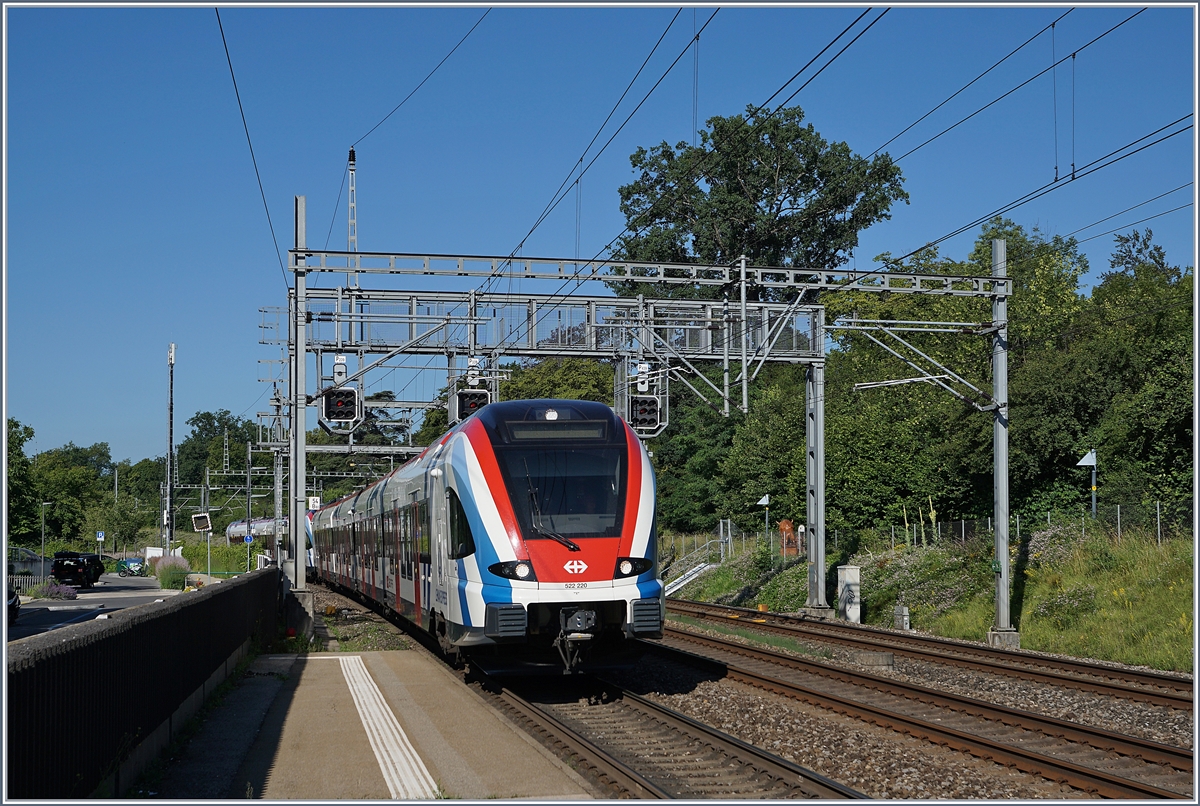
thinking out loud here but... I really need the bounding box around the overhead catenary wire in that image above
[892,8,1145,164]
[493,5,871,306]
[474,8,690,299]
[885,114,1193,265]
[871,8,1073,158]
[1074,203,1193,244]
[484,9,884,359]
[1063,182,1192,237]
[215,8,287,289]
[353,8,491,148]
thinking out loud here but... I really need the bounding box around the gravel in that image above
[669,617,1194,750]
[309,585,413,652]
[606,656,1087,799]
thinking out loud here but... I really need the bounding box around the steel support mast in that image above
[804,308,827,611]
[289,196,308,591]
[988,239,1017,648]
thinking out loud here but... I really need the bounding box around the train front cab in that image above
[443,399,664,669]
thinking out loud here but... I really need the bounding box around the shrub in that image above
[29,582,78,600]
[155,555,191,590]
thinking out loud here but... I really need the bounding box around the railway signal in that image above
[457,389,490,416]
[324,387,358,421]
[630,395,660,429]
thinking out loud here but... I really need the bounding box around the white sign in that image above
[756,494,770,506]
[307,496,321,510]
[96,531,105,541]
[1076,449,1097,467]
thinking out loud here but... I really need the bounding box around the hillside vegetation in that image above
[670,521,1193,673]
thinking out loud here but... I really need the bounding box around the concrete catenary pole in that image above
[989,239,1018,648]
[291,195,308,591]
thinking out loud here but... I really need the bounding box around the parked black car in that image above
[51,552,105,588]
[7,585,18,626]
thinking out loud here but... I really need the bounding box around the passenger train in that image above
[311,399,663,670]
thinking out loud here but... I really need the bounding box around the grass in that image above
[672,520,1193,672]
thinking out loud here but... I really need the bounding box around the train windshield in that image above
[495,446,626,539]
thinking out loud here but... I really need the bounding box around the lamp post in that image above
[41,502,52,577]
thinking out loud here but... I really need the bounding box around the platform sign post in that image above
[245,533,253,572]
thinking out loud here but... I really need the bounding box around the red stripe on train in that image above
[462,418,528,560]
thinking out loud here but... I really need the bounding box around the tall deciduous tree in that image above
[7,418,38,541]
[612,105,907,299]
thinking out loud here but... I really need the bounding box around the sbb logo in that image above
[563,560,588,574]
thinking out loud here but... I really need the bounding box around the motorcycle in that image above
[118,560,148,578]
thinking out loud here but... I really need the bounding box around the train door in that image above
[430,458,450,619]
[350,521,360,593]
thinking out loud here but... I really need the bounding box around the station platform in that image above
[153,649,595,800]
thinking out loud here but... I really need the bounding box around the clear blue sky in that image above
[5,4,1196,464]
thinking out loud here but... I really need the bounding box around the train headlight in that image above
[488,560,537,582]
[614,557,653,579]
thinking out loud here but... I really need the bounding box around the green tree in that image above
[650,393,740,532]
[176,410,254,485]
[612,104,907,298]
[500,357,613,402]
[80,493,146,553]
[719,384,806,525]
[30,441,113,546]
[7,418,38,541]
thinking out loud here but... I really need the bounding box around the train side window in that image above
[402,504,412,580]
[418,501,431,565]
[447,488,476,559]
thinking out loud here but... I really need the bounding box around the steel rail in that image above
[610,685,867,799]
[662,627,1192,771]
[646,635,1188,799]
[668,599,1193,707]
[472,674,670,799]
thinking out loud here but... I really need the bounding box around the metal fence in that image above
[6,568,280,799]
[664,499,1191,580]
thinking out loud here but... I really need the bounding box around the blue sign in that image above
[244,535,254,544]
[97,531,105,540]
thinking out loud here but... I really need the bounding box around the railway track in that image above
[650,628,1192,799]
[667,599,1193,710]
[469,665,865,799]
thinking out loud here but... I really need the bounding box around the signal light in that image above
[457,389,490,416]
[324,387,358,421]
[629,395,660,429]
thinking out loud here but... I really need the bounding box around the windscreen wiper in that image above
[525,460,581,552]
[532,520,581,552]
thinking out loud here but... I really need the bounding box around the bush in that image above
[29,582,78,600]
[155,555,191,590]
[180,540,261,576]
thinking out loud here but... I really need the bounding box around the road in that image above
[8,574,180,642]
